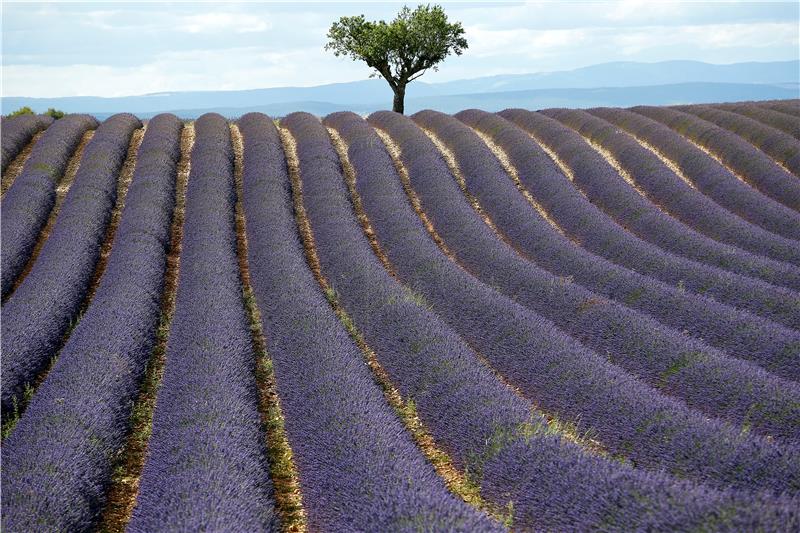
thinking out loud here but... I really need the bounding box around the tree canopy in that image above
[326,4,467,113]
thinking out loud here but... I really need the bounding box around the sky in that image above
[2,1,798,97]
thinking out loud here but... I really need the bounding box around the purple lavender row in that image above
[128,114,277,532]
[677,105,800,176]
[633,105,800,211]
[410,109,800,435]
[719,102,800,140]
[320,111,800,531]
[1,114,182,533]
[591,107,800,242]
[761,99,800,118]
[1,114,53,173]
[500,109,800,329]
[1,114,98,298]
[458,110,800,378]
[546,108,800,265]
[241,112,489,531]
[368,110,800,496]
[1,113,139,414]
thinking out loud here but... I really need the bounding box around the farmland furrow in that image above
[321,110,800,531]
[127,114,278,532]
[1,113,53,174]
[2,130,46,197]
[632,105,800,211]
[97,119,192,533]
[368,110,800,496]
[408,109,800,437]
[1,114,98,299]
[591,107,800,241]
[0,115,181,533]
[720,102,800,140]
[546,108,800,265]
[239,112,493,531]
[500,109,800,329]
[677,104,800,176]
[231,122,307,533]
[1,114,140,416]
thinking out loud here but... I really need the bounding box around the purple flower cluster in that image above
[367,110,800,496]
[1,113,139,413]
[456,109,800,381]
[408,109,800,438]
[678,104,800,176]
[1,114,182,532]
[1,113,98,298]
[590,107,800,242]
[321,111,800,531]
[632,105,800,211]
[499,109,800,329]
[251,111,493,531]
[544,107,800,266]
[128,114,277,532]
[720,102,800,139]
[1,114,53,172]
[763,99,800,117]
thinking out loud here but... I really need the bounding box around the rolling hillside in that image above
[2,100,800,532]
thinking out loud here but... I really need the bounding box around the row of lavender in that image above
[2,113,139,413]
[2,114,182,531]
[0,114,53,173]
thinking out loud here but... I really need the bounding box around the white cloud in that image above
[177,13,271,34]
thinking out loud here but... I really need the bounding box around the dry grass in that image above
[5,130,94,302]
[231,123,308,533]
[2,130,45,197]
[280,124,507,524]
[96,123,193,533]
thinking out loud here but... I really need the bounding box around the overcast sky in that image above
[2,1,798,97]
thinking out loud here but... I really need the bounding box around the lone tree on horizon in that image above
[325,4,467,114]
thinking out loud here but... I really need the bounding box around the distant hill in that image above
[3,60,798,118]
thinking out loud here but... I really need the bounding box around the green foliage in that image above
[6,106,66,119]
[8,106,35,117]
[326,4,467,112]
[45,108,66,119]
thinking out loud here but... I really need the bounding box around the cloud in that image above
[177,12,271,34]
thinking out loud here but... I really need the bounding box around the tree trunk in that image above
[392,85,406,114]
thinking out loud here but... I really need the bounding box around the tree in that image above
[326,4,467,114]
[8,106,34,117]
[45,108,66,119]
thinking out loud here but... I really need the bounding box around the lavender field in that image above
[2,100,799,532]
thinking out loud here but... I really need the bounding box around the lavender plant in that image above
[127,114,278,532]
[406,109,800,439]
[1,114,182,532]
[720,102,800,139]
[677,104,800,176]
[1,113,98,297]
[632,105,800,211]
[240,112,494,531]
[368,109,800,496]
[545,107,800,264]
[590,106,800,241]
[1,113,139,414]
[499,108,800,329]
[1,114,53,173]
